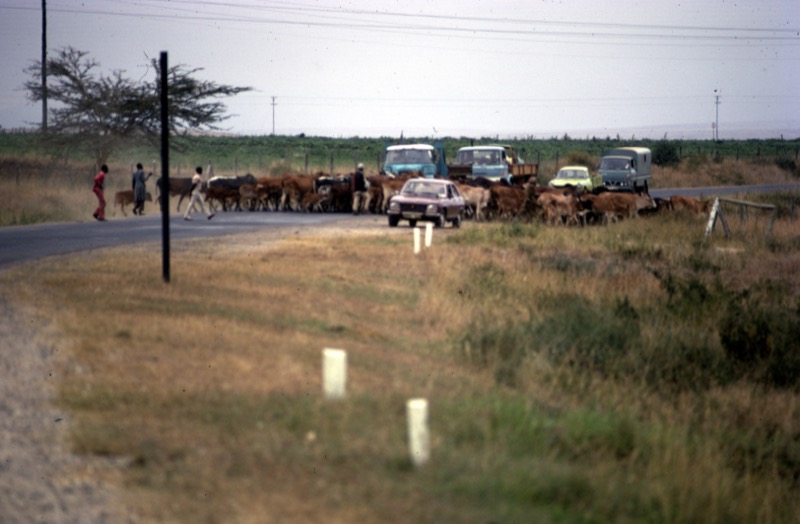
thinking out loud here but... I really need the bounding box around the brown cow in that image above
[489,184,526,220]
[279,173,317,211]
[204,185,239,212]
[239,183,258,211]
[537,191,580,226]
[256,176,284,211]
[669,195,710,214]
[581,191,655,224]
[114,190,152,217]
[366,174,385,213]
[301,186,332,212]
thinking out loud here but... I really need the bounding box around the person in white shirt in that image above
[183,166,215,221]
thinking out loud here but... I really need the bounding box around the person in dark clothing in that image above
[351,163,368,215]
[132,163,148,215]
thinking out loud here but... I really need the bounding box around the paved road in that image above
[2,182,799,269]
[0,212,349,269]
[650,182,800,199]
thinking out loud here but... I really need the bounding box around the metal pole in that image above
[160,52,170,283]
[41,0,47,133]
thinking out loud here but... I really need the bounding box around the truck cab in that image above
[449,145,537,184]
[382,143,447,179]
[599,147,651,193]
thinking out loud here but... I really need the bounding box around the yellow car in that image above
[548,166,602,192]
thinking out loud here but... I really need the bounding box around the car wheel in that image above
[435,214,445,228]
[388,215,399,227]
[452,213,462,228]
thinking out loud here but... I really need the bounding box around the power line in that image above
[4,3,799,45]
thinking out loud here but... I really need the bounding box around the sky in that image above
[1,0,798,140]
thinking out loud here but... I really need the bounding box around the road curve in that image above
[0,212,353,270]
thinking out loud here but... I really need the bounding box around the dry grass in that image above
[2,206,800,522]
[2,154,799,521]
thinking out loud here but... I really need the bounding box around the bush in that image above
[563,150,597,169]
[774,156,798,177]
[718,299,800,389]
[458,294,641,386]
[652,140,680,167]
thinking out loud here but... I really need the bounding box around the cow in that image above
[155,176,194,212]
[381,175,414,213]
[581,191,655,224]
[537,191,581,226]
[204,185,239,212]
[239,183,259,211]
[208,173,258,191]
[113,190,152,217]
[457,183,490,221]
[488,184,526,220]
[256,176,284,211]
[366,174,386,213]
[301,186,332,212]
[315,175,353,213]
[279,173,317,211]
[206,173,258,211]
[669,195,711,214]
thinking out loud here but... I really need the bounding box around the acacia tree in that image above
[24,46,251,166]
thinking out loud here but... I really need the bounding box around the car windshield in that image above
[403,181,445,197]
[386,149,433,164]
[456,149,503,165]
[557,169,588,179]
[600,157,631,170]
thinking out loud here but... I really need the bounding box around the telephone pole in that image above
[714,89,721,142]
[271,96,276,135]
[41,0,47,133]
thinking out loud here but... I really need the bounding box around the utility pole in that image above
[271,96,276,135]
[714,89,721,142]
[41,0,47,133]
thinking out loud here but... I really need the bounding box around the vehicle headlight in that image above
[425,204,438,216]
[389,201,400,213]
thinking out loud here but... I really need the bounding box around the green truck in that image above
[599,147,651,193]
[382,142,448,179]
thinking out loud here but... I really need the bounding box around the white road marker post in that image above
[322,348,347,400]
[413,227,421,254]
[424,222,433,248]
[406,398,430,467]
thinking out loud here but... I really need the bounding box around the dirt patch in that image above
[0,295,138,523]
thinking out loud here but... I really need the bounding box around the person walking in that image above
[92,164,108,221]
[131,163,147,215]
[183,166,215,221]
[351,162,368,215]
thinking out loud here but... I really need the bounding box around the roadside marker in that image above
[322,348,347,400]
[407,398,430,467]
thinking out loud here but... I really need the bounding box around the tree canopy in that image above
[24,47,251,166]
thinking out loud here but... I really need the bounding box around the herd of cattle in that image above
[115,170,711,225]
